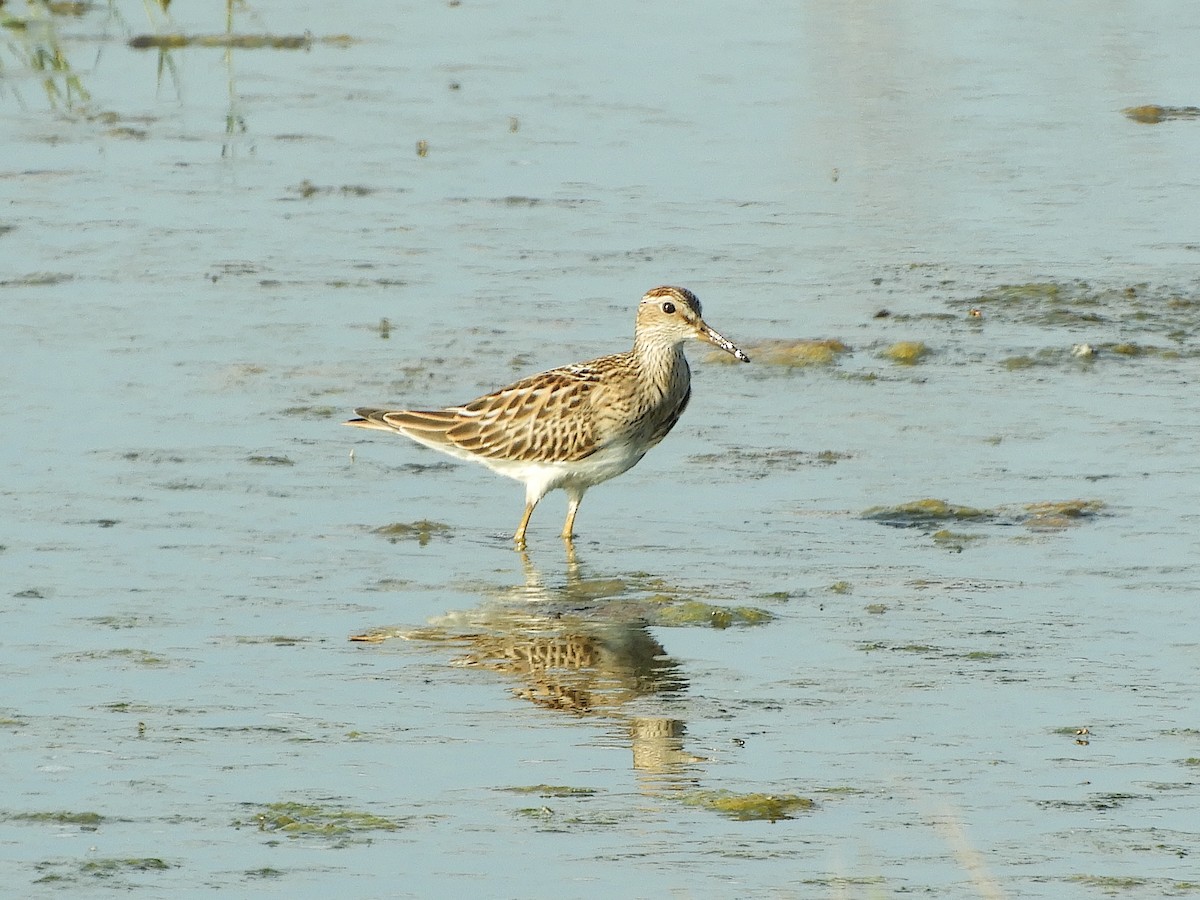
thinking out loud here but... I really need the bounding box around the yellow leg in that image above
[514,502,536,549]
[561,495,582,541]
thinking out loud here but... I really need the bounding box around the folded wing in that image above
[349,363,606,463]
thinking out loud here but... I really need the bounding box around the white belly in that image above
[479,440,648,504]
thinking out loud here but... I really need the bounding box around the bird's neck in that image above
[633,337,687,377]
[632,338,690,403]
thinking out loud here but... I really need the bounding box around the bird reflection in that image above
[451,546,688,715]
[355,544,707,787]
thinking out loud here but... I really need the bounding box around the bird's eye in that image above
[661,301,676,314]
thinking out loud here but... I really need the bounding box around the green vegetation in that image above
[879,340,930,364]
[679,790,815,821]
[372,520,452,545]
[7,810,103,826]
[863,498,991,526]
[248,801,408,837]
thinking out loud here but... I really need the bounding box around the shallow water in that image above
[3,1,1200,896]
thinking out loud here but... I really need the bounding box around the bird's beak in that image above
[697,320,751,363]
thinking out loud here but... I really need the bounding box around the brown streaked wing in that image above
[442,363,607,462]
[369,408,465,441]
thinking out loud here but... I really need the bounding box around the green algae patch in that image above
[863,498,992,527]
[858,642,938,654]
[246,455,294,466]
[1004,342,1178,365]
[128,33,356,50]
[246,868,286,879]
[932,528,984,548]
[650,600,773,629]
[233,635,311,646]
[871,498,1104,535]
[759,590,797,601]
[81,858,171,877]
[372,520,451,546]
[828,581,851,594]
[895,643,939,654]
[514,806,556,819]
[813,785,866,795]
[802,876,887,890]
[1037,792,1152,811]
[960,279,1200,340]
[0,272,75,287]
[1110,342,1147,356]
[966,281,1109,327]
[8,810,103,826]
[1022,499,1105,530]
[1051,726,1093,736]
[976,282,1064,304]
[688,447,848,477]
[879,340,930,364]
[1002,354,1038,370]
[281,405,337,418]
[1065,875,1155,890]
[68,648,172,667]
[718,338,851,368]
[501,785,599,799]
[1123,104,1200,124]
[248,801,408,837]
[679,789,815,821]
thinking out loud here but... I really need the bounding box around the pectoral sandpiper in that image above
[345,285,749,547]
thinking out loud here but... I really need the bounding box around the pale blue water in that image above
[3,1,1200,896]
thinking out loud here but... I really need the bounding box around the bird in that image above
[345,285,749,547]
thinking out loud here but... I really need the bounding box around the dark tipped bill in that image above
[699,321,751,363]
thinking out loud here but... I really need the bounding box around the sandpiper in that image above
[346,285,749,547]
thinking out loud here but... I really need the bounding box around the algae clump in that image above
[680,789,815,821]
[863,498,991,526]
[879,341,930,364]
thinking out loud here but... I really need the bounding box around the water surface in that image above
[3,1,1200,896]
